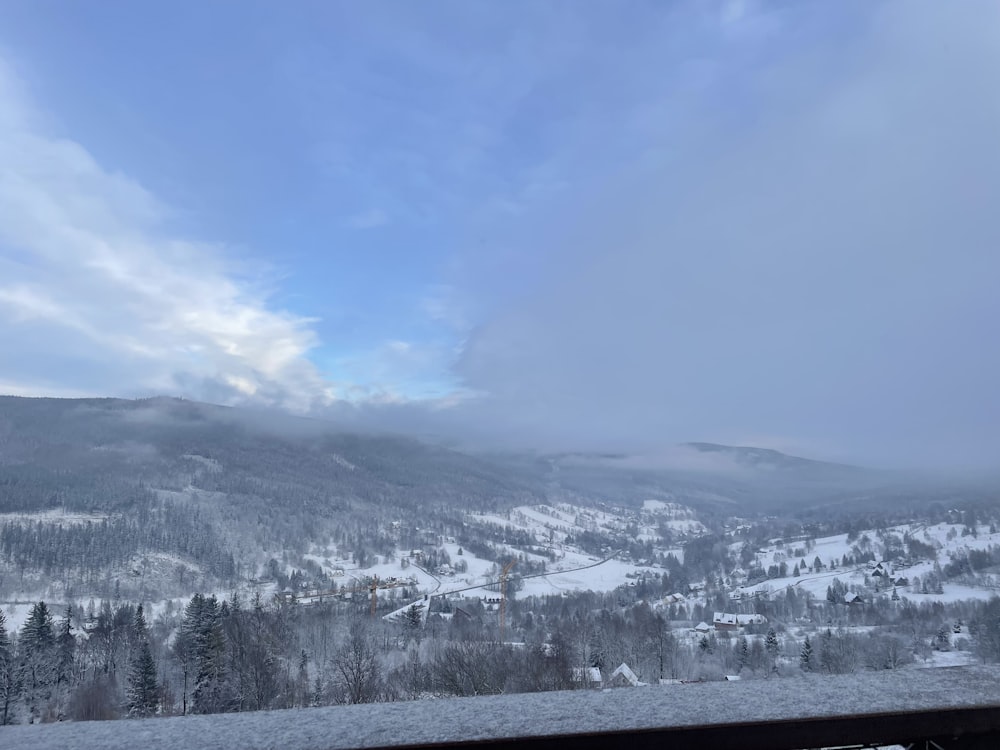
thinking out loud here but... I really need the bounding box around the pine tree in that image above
[765,628,780,674]
[20,601,57,721]
[0,610,20,725]
[799,636,813,672]
[737,636,749,671]
[935,627,951,652]
[56,607,76,687]
[177,594,233,714]
[20,602,55,655]
[127,639,160,717]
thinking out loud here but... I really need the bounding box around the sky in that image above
[0,0,998,470]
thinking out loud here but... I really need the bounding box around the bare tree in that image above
[331,622,381,704]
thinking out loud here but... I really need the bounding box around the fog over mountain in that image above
[1,2,999,471]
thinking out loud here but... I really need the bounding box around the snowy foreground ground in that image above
[5,666,1000,750]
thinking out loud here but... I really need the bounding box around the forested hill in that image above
[0,396,983,601]
[0,396,549,599]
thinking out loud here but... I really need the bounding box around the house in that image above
[713,612,739,631]
[608,663,647,688]
[713,612,767,631]
[571,667,603,688]
[844,592,863,605]
[870,561,893,578]
[694,621,712,634]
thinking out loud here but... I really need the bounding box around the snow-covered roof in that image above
[713,612,766,627]
[610,663,644,687]
[571,667,603,684]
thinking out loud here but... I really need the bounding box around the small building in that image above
[713,612,767,631]
[609,663,646,688]
[713,612,739,631]
[694,621,712,634]
[571,667,603,688]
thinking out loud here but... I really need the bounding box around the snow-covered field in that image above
[734,523,1000,604]
[0,509,110,526]
[473,500,702,548]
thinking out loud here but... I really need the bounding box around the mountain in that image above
[0,396,549,600]
[0,395,989,602]
[682,442,874,479]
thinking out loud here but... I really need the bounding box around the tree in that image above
[56,607,76,687]
[935,627,951,652]
[826,578,847,604]
[331,623,381,704]
[19,601,57,722]
[0,610,20,725]
[175,594,233,715]
[765,628,780,674]
[126,639,159,717]
[737,636,749,672]
[800,636,813,672]
[403,602,424,633]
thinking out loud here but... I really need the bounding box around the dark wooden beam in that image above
[375,705,1000,750]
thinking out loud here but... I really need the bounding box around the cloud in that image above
[4,3,1000,472]
[0,56,335,411]
[435,0,1000,469]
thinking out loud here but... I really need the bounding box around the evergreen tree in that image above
[737,636,749,671]
[56,607,76,687]
[177,594,233,714]
[799,636,813,672]
[126,639,159,717]
[935,627,951,652]
[765,628,780,674]
[19,601,57,721]
[0,610,20,725]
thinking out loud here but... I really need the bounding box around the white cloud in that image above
[0,56,335,411]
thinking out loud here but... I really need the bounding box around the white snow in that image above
[6,665,1000,750]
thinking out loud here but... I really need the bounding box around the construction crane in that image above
[499,559,516,644]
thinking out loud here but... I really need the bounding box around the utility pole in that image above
[370,575,379,619]
[499,559,516,644]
